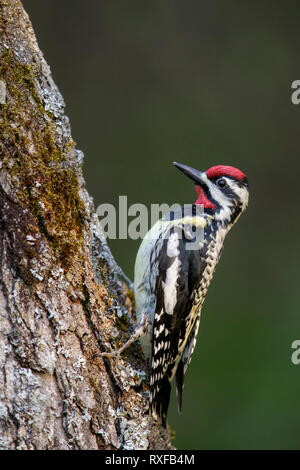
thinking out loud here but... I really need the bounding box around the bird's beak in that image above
[173,162,206,186]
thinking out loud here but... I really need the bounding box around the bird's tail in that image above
[175,358,185,413]
[150,373,172,428]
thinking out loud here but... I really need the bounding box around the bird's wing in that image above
[150,226,203,425]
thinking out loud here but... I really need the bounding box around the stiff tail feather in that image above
[150,373,172,428]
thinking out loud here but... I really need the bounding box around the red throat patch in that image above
[195,185,217,210]
[206,165,246,181]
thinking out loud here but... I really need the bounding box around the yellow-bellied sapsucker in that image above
[101,162,249,427]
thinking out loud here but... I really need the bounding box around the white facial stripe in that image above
[202,174,249,222]
[226,179,249,211]
[201,174,232,213]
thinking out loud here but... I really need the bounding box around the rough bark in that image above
[0,0,172,450]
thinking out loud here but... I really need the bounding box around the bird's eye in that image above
[216,178,227,188]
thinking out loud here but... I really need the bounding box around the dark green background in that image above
[23,0,300,449]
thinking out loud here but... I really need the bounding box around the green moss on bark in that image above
[0,48,86,268]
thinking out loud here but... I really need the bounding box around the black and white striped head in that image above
[173,162,249,226]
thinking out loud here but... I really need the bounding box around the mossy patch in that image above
[0,47,86,269]
[115,313,131,333]
[98,261,110,288]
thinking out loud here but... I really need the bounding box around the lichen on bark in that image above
[0,0,173,450]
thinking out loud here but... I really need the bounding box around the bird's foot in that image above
[92,310,150,361]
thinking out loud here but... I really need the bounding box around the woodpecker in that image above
[101,162,249,427]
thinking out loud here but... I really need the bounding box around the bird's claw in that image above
[92,345,121,360]
[100,350,121,360]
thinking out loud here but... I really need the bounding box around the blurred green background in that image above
[23,0,300,449]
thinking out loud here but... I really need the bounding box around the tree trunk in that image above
[0,0,172,450]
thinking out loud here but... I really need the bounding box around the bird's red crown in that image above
[206,165,246,181]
